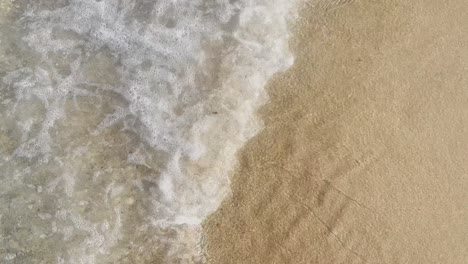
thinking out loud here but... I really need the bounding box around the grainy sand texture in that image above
[203,0,468,263]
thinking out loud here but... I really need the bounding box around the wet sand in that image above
[203,0,468,263]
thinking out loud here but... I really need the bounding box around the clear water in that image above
[0,0,296,263]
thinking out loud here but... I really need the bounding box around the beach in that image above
[203,1,468,263]
[1,0,467,262]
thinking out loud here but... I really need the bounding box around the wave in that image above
[0,0,297,262]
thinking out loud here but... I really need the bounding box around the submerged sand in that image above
[203,0,468,263]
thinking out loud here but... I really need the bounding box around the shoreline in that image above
[203,1,468,263]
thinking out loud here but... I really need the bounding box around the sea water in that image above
[0,0,296,263]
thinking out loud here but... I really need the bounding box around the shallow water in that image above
[0,0,295,262]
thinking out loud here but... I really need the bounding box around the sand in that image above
[203,0,468,263]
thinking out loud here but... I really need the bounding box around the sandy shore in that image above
[203,0,468,263]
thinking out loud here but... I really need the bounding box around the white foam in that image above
[0,0,298,262]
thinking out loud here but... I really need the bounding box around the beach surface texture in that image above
[204,1,468,263]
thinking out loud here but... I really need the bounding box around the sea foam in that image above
[0,0,296,263]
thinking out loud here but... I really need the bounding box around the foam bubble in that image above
[0,0,297,262]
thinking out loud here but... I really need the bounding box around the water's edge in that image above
[0,1,297,262]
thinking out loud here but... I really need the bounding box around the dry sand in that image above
[203,0,468,263]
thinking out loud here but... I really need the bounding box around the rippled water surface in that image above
[0,0,296,262]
